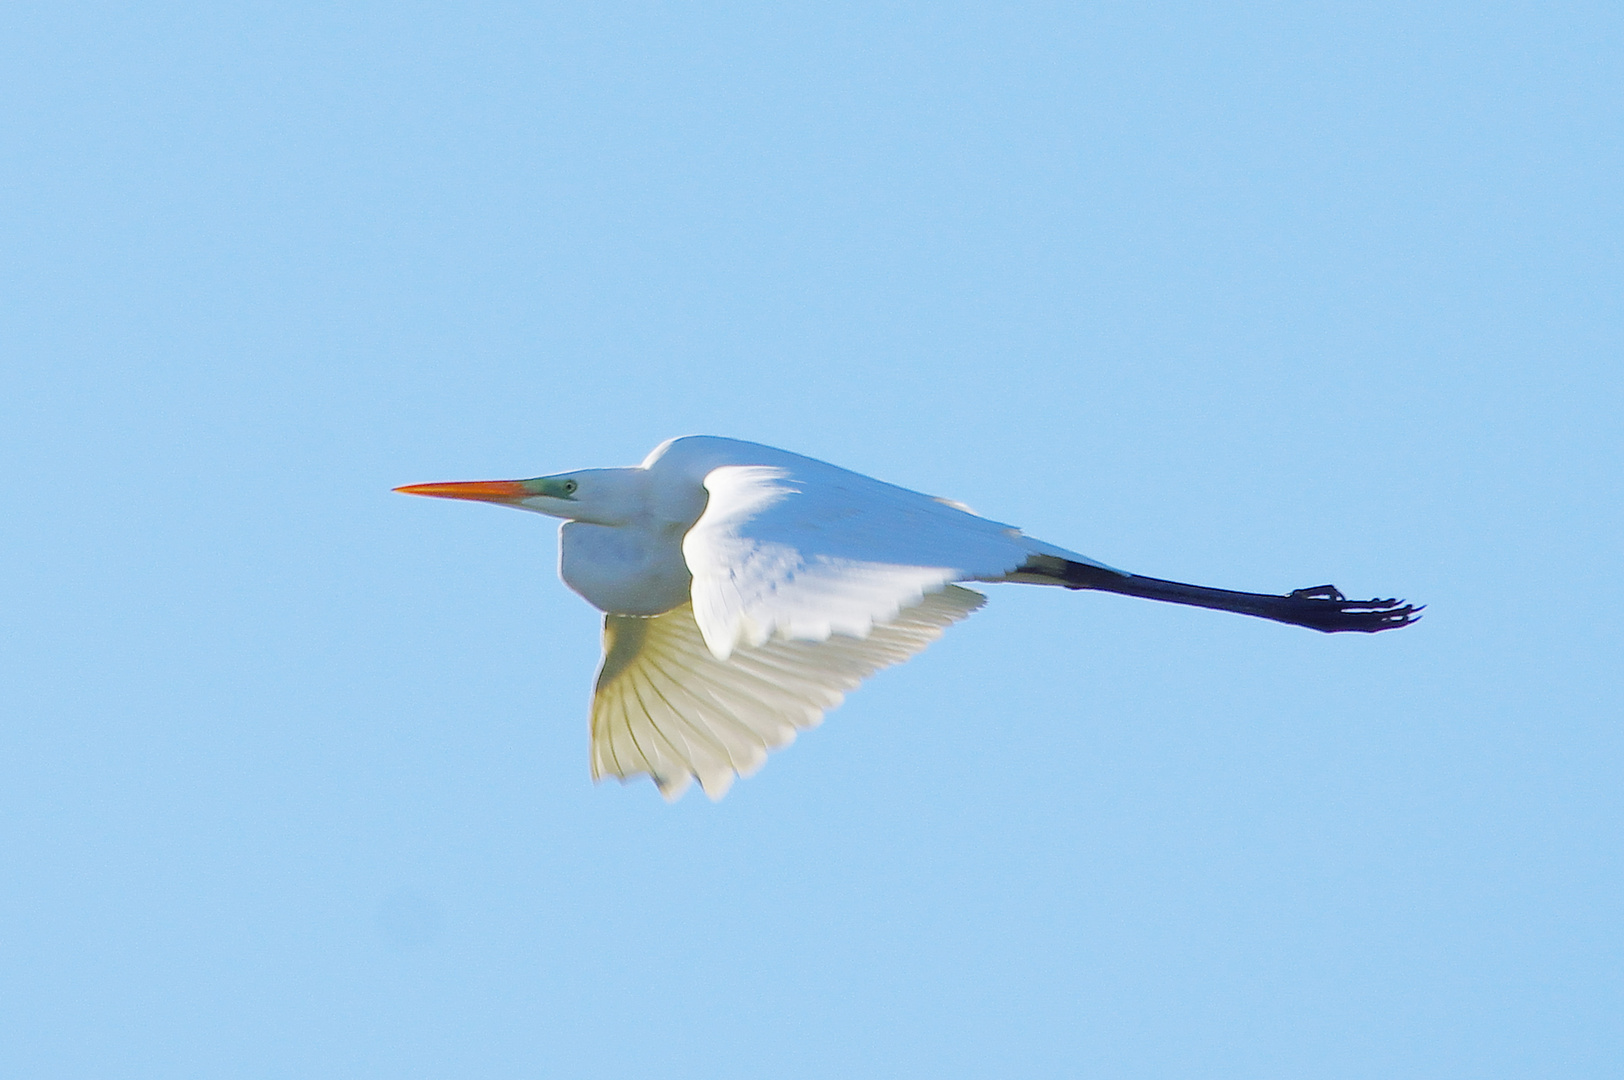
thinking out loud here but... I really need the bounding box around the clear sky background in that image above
[3,3,1619,1078]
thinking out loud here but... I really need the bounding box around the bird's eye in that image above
[562,480,578,495]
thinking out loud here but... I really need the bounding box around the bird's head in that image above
[394,469,642,526]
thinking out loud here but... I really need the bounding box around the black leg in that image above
[1021,558,1422,634]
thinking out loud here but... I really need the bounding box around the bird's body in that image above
[557,437,1111,639]
[398,436,1418,800]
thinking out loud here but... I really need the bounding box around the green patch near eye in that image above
[522,476,578,500]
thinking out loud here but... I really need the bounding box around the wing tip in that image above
[657,771,695,801]
[589,589,986,805]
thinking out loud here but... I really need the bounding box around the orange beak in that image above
[393,479,532,504]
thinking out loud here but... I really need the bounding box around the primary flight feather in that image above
[397,436,1419,800]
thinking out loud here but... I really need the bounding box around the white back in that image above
[644,437,1103,659]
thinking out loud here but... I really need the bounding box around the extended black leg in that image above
[1020,559,1422,634]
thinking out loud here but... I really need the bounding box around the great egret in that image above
[397,436,1418,800]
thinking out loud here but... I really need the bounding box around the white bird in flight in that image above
[397,436,1418,801]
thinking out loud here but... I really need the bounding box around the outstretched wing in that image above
[589,586,986,800]
[681,460,1103,660]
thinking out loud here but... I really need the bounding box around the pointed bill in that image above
[393,480,531,504]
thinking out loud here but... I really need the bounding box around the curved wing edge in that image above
[590,585,986,800]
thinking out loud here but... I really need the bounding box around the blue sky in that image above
[2,3,1619,1077]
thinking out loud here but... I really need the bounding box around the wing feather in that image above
[590,585,986,800]
[681,462,1071,659]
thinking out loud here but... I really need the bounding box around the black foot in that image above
[1283,586,1423,633]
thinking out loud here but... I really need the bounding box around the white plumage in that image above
[397,435,1418,800]
[590,587,985,800]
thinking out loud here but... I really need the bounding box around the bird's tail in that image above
[1011,555,1421,633]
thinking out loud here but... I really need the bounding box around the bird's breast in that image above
[558,521,693,615]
